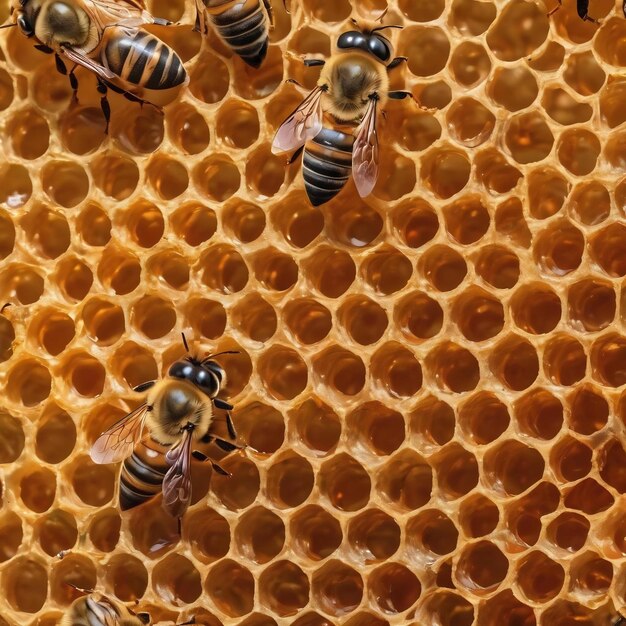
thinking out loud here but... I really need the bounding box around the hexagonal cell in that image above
[446,98,495,147]
[289,397,341,458]
[599,439,626,493]
[406,509,458,561]
[0,511,22,563]
[368,563,421,615]
[546,512,590,554]
[4,557,48,613]
[360,246,412,296]
[432,443,479,501]
[91,153,139,200]
[60,351,106,398]
[49,554,97,605]
[477,590,536,626]
[542,87,592,125]
[459,494,499,539]
[252,247,298,292]
[511,283,562,335]
[474,244,520,289]
[421,591,474,626]
[346,402,404,457]
[232,402,284,456]
[166,102,210,155]
[146,156,188,200]
[193,154,241,202]
[291,504,341,562]
[420,147,471,199]
[338,296,388,346]
[185,507,230,564]
[258,345,308,401]
[312,347,365,397]
[197,245,250,294]
[506,482,560,548]
[542,334,587,387]
[7,358,51,407]
[591,334,626,387]
[189,52,229,103]
[0,264,45,305]
[484,440,545,497]
[131,295,176,340]
[59,107,106,155]
[449,42,491,88]
[0,163,32,208]
[563,478,613,515]
[568,278,615,332]
[170,202,217,247]
[391,198,439,248]
[112,342,158,390]
[568,385,609,435]
[451,287,504,342]
[565,51,605,95]
[266,452,314,509]
[311,560,363,617]
[77,203,111,247]
[458,392,509,445]
[590,223,626,277]
[516,551,564,603]
[347,508,399,565]
[495,198,531,248]
[370,343,422,399]
[303,247,356,298]
[128,498,179,559]
[153,554,202,605]
[35,407,75,464]
[443,196,490,245]
[505,112,553,164]
[489,335,539,391]
[419,245,467,292]
[455,541,508,595]
[211,456,260,511]
[558,129,601,176]
[425,342,480,393]
[283,298,331,346]
[7,108,49,159]
[104,553,148,601]
[409,396,455,451]
[97,245,141,296]
[514,389,564,440]
[259,560,309,617]
[270,192,324,248]
[320,453,371,512]
[68,455,115,507]
[245,145,286,199]
[0,413,24,464]
[528,167,569,219]
[88,508,121,553]
[205,559,254,617]
[394,291,444,342]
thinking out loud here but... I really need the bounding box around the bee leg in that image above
[100,78,162,113]
[304,59,326,67]
[96,78,111,135]
[66,582,95,594]
[191,450,232,476]
[54,54,67,76]
[547,0,561,17]
[68,65,79,105]
[283,0,291,13]
[262,0,275,27]
[387,56,408,70]
[34,44,53,54]
[134,380,156,393]
[576,0,598,22]
[287,145,304,165]
[389,90,435,114]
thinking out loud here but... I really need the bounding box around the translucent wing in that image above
[90,404,149,464]
[272,86,324,154]
[61,46,117,81]
[162,429,194,520]
[352,97,379,198]
[87,0,157,28]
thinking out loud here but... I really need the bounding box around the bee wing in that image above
[272,86,325,154]
[162,429,194,520]
[60,46,117,81]
[90,404,149,464]
[352,97,379,198]
[87,0,154,27]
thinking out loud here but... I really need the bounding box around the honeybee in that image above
[271,18,413,206]
[548,0,626,21]
[194,0,274,68]
[61,589,150,626]
[90,334,238,526]
[5,0,188,133]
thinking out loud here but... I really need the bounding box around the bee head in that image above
[168,357,222,399]
[337,21,399,65]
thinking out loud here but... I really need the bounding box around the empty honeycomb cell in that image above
[3,557,48,613]
[443,196,490,245]
[166,102,210,155]
[406,509,458,559]
[558,129,601,176]
[210,347,252,398]
[19,465,56,513]
[7,108,49,159]
[570,552,612,599]
[399,26,449,77]
[290,397,341,458]
[475,150,522,196]
[511,283,561,335]
[283,298,332,346]
[420,245,467,292]
[595,16,626,64]
[605,131,626,169]
[271,192,324,248]
[410,396,455,450]
[0,265,44,305]
[234,402,284,456]
[599,440,626,492]
[305,247,357,298]
[601,80,626,129]
[211,456,260,511]
[258,561,310,616]
[258,346,308,401]
[0,512,22,563]
[394,291,444,342]
[458,494,499,539]
[373,149,416,201]
[198,244,249,294]
[131,295,176,340]
[169,205,217,249]
[122,200,165,248]
[253,248,298,292]
[55,257,93,302]
[425,341,480,393]
[390,199,439,248]
[91,153,139,200]
[543,334,587,386]
[484,440,545,496]
[568,385,608,435]
[291,505,342,562]
[61,351,106,397]
[29,309,74,356]
[59,107,106,155]
[450,0,497,35]
[105,553,148,601]
[489,335,539,391]
[127,499,180,559]
[516,551,564,603]
[542,87,593,125]
[515,389,564,440]
[215,99,259,149]
[563,478,614,514]
[77,203,111,247]
[35,510,77,558]
[420,147,471,199]
[569,182,611,227]
[245,145,286,199]
[232,46,283,100]
[398,0,443,20]
[35,408,75,464]
[495,198,531,248]
[505,112,554,164]
[346,402,404,457]
[0,414,24,463]
[413,81,453,110]
[146,156,189,200]
[81,298,125,347]
[233,507,283,565]
[347,509,400,564]
[204,559,255,617]
[312,347,366,396]
[547,512,589,553]
[489,67,539,113]
[456,541,509,596]
[266,452,314,509]
[533,220,584,276]
[451,287,504,342]
[112,342,158,390]
[433,443,479,500]
[147,250,190,291]
[564,51,605,95]
[447,98,495,148]
[69,455,115,507]
[7,358,51,406]
[231,294,276,344]
[88,508,121,552]
[189,53,230,104]
[478,590,536,626]
[360,246,413,296]
[377,451,432,511]
[528,167,569,219]
[370,343,422,399]
[338,296,388,346]
[114,106,164,155]
[0,162,31,208]
[153,554,202,605]
[326,199,384,249]
[449,42,491,88]
[312,560,363,617]
[421,591,474,626]
[183,508,230,565]
[368,563,421,615]
[550,436,592,483]
[458,392,509,445]
[590,223,626,277]
[320,453,371,512]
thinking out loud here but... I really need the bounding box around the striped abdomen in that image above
[204,0,269,68]
[119,436,169,511]
[303,127,355,206]
[104,27,187,90]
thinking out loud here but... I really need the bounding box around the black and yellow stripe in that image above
[207,0,269,68]
[303,127,355,206]
[104,29,186,90]
[119,437,169,510]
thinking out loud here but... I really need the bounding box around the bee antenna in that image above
[204,350,240,360]
[181,332,190,353]
[376,7,389,23]
[0,23,16,29]
[66,582,94,595]
[371,24,403,33]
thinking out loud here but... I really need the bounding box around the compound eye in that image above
[17,14,34,36]
[369,36,391,62]
[169,361,195,380]
[206,361,225,383]
[337,30,361,50]
[194,367,217,395]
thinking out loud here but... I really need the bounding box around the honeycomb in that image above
[3,0,626,623]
